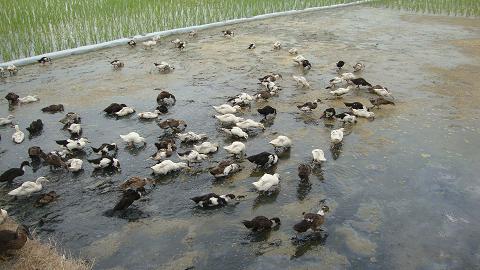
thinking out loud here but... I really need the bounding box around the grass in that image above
[0,0,357,62]
[0,217,92,270]
[0,0,479,62]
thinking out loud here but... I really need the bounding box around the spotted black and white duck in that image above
[38,56,52,64]
[247,43,256,50]
[320,108,336,119]
[88,156,120,171]
[297,99,321,113]
[348,78,372,88]
[258,74,282,83]
[156,90,176,106]
[209,160,241,179]
[242,216,281,232]
[128,39,136,47]
[177,150,208,166]
[344,102,366,110]
[191,193,235,208]
[103,103,126,115]
[91,143,118,156]
[0,161,30,183]
[334,112,357,124]
[247,152,278,168]
[110,60,124,69]
[222,30,234,38]
[353,62,365,72]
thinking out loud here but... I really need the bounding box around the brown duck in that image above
[158,119,187,132]
[34,191,59,207]
[119,176,154,191]
[293,205,330,233]
[298,164,312,181]
[0,225,33,253]
[40,152,67,169]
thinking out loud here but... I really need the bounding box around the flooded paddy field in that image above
[1,5,480,270]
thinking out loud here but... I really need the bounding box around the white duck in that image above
[223,141,246,156]
[72,138,89,150]
[177,150,208,166]
[0,209,7,224]
[7,65,18,75]
[293,55,306,65]
[328,76,347,88]
[252,173,280,192]
[154,62,174,72]
[12,125,24,144]
[221,127,248,139]
[116,106,135,117]
[66,158,83,172]
[177,131,207,143]
[293,75,310,88]
[193,142,219,154]
[330,128,345,144]
[352,108,375,119]
[312,149,327,163]
[8,177,49,197]
[120,132,146,147]
[341,72,356,80]
[273,41,281,50]
[67,123,82,135]
[215,114,244,124]
[269,135,292,150]
[289,48,298,55]
[213,104,241,114]
[0,115,14,126]
[143,40,157,49]
[18,95,39,104]
[353,62,365,72]
[370,85,392,98]
[229,93,253,106]
[236,119,264,130]
[151,160,187,175]
[138,110,160,119]
[330,85,354,97]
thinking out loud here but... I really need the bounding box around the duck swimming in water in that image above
[191,193,236,208]
[38,57,52,64]
[103,103,126,115]
[66,158,83,172]
[221,126,248,139]
[353,62,365,72]
[293,75,310,88]
[370,97,395,108]
[25,119,43,135]
[289,48,298,55]
[222,30,234,38]
[273,41,281,50]
[110,60,124,69]
[154,62,175,73]
[258,74,282,83]
[142,40,157,49]
[158,119,187,132]
[312,149,327,163]
[243,216,281,232]
[8,176,49,197]
[213,104,241,114]
[247,152,278,168]
[320,108,336,119]
[247,43,256,50]
[177,150,208,166]
[298,164,312,181]
[228,93,253,107]
[348,78,372,88]
[297,99,321,113]
[252,173,280,192]
[193,142,219,154]
[209,160,241,179]
[334,112,357,124]
[336,61,345,70]
[352,108,375,119]
[119,132,146,147]
[5,92,19,105]
[293,205,330,234]
[369,85,393,98]
[269,135,292,151]
[330,85,354,97]
[0,161,30,183]
[18,95,39,104]
[344,102,366,110]
[177,131,207,143]
[112,189,142,211]
[128,39,136,47]
[330,128,345,144]
[151,160,187,175]
[91,143,118,156]
[215,114,244,125]
[88,156,120,171]
[236,119,265,130]
[223,141,246,157]
[257,105,277,119]
[115,106,135,117]
[0,115,14,126]
[42,104,64,113]
[156,90,176,106]
[12,125,25,144]
[138,110,160,119]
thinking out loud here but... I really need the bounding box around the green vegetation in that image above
[0,0,357,62]
[0,0,478,62]
[373,0,480,17]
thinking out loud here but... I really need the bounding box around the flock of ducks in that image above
[0,27,397,254]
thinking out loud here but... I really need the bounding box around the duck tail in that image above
[242,220,254,229]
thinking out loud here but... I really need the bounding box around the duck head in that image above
[36,177,49,184]
[20,161,31,169]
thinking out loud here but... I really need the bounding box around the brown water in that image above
[1,5,480,270]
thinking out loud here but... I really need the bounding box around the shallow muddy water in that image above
[1,5,480,270]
